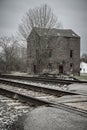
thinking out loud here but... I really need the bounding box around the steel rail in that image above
[0,78,86,97]
[0,75,70,85]
[0,74,87,84]
[0,87,87,117]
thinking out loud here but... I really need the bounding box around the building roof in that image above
[32,27,80,38]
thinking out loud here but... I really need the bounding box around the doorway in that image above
[33,65,36,74]
[59,65,63,73]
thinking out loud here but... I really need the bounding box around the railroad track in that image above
[0,78,87,97]
[0,77,86,96]
[0,95,33,113]
[1,74,87,84]
[0,79,87,117]
[0,93,34,130]
[0,75,87,129]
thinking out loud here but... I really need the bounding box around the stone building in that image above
[27,27,80,75]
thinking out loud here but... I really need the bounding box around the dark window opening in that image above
[49,49,52,57]
[70,63,73,68]
[36,49,39,59]
[70,50,73,58]
[59,65,63,73]
[33,65,36,74]
[48,63,52,70]
[83,68,85,72]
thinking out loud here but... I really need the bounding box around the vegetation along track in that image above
[0,78,87,117]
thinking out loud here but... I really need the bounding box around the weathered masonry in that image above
[27,27,80,75]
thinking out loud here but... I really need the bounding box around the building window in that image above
[48,63,52,70]
[83,68,85,72]
[70,50,73,58]
[70,63,73,73]
[36,49,39,59]
[49,49,52,57]
[70,63,73,68]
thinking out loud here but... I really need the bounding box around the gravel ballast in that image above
[0,95,33,130]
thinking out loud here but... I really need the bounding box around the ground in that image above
[5,71,87,81]
[24,106,87,130]
[75,73,87,81]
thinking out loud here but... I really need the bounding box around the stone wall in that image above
[27,31,80,75]
[27,30,40,74]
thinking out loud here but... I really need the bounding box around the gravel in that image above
[0,83,65,104]
[0,78,68,91]
[0,95,33,130]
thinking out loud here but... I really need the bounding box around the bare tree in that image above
[19,4,62,39]
[81,53,87,63]
[0,36,19,72]
[0,36,27,73]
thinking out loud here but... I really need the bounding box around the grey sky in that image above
[0,0,87,55]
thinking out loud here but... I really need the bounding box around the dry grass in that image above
[75,73,87,81]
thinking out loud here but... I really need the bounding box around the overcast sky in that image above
[0,0,87,55]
